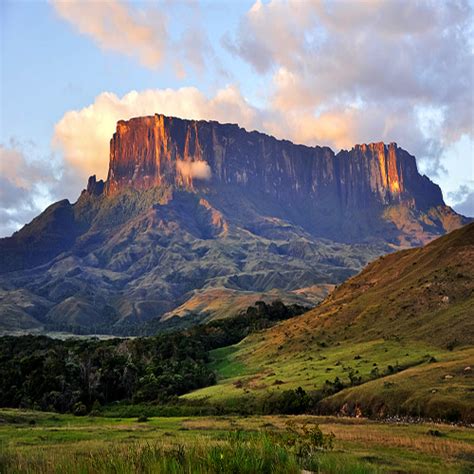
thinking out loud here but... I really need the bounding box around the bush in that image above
[271,422,335,458]
[72,402,87,416]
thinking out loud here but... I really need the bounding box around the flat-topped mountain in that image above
[0,115,468,334]
[100,114,460,244]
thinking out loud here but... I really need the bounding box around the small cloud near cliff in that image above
[176,160,212,181]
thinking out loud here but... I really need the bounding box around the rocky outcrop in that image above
[86,175,105,196]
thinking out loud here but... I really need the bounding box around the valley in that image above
[185,223,474,422]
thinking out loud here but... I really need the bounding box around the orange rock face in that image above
[106,115,207,195]
[102,114,444,217]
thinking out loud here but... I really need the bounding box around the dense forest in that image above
[0,301,307,414]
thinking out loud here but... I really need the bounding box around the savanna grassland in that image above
[1,409,473,473]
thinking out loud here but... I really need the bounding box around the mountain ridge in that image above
[0,114,469,333]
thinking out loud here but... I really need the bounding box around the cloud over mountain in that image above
[2,0,472,238]
[52,86,260,181]
[225,0,473,169]
[0,141,60,236]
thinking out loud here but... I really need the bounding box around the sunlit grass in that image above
[1,410,473,473]
[184,338,444,401]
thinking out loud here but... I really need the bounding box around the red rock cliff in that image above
[103,114,444,214]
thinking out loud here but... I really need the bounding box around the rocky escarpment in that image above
[105,115,439,209]
[101,114,460,242]
[0,114,469,334]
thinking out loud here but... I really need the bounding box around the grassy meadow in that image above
[184,338,441,401]
[1,409,473,473]
[184,337,473,422]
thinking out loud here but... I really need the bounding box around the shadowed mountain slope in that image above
[247,221,474,353]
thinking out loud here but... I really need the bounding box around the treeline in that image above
[0,301,307,414]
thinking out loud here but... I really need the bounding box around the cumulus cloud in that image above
[225,0,474,172]
[176,160,212,181]
[448,185,474,217]
[453,192,474,217]
[50,0,217,77]
[53,86,261,181]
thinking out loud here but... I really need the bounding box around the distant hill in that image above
[0,115,468,334]
[185,223,474,421]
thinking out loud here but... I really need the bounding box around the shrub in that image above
[72,402,87,416]
[272,422,335,458]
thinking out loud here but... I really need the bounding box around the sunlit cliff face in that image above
[99,114,445,223]
[106,115,212,195]
[352,142,405,205]
[387,144,403,195]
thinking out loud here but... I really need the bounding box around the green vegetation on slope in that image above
[0,301,306,413]
[185,224,474,421]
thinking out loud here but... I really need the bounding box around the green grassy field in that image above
[1,409,473,473]
[184,338,444,401]
[184,337,473,420]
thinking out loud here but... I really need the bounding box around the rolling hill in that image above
[184,223,474,421]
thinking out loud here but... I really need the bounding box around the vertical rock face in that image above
[336,143,443,210]
[104,114,444,218]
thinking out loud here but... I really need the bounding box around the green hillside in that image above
[185,223,474,421]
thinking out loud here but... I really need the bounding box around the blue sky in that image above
[1,1,250,145]
[1,0,473,236]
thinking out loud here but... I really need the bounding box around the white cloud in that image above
[448,184,474,217]
[176,160,212,181]
[50,0,217,78]
[51,0,167,69]
[225,0,474,174]
[0,141,62,236]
